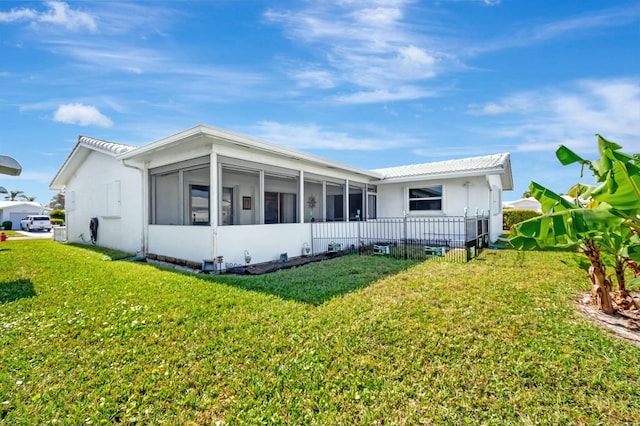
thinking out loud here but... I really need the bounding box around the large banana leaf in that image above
[556,136,640,212]
[513,136,639,262]
[510,208,624,250]
[589,159,640,211]
[528,181,576,213]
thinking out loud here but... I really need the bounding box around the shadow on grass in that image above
[149,255,420,306]
[0,280,36,303]
[67,243,134,260]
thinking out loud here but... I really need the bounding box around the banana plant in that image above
[510,135,640,314]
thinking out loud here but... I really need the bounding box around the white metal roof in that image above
[77,135,136,156]
[50,127,513,191]
[375,152,510,178]
[373,152,513,189]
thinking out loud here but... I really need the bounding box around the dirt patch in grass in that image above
[577,292,640,347]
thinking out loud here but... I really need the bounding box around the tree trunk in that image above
[583,240,615,314]
[615,258,627,294]
[613,257,633,309]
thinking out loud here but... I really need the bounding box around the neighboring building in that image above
[0,201,46,230]
[503,197,542,212]
[50,124,513,266]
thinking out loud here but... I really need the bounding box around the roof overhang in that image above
[375,168,513,189]
[375,153,513,191]
[50,136,135,190]
[119,124,384,180]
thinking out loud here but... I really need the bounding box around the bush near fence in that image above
[503,209,541,230]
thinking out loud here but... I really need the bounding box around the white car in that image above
[20,215,52,232]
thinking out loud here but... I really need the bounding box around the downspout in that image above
[210,150,218,261]
[121,159,148,256]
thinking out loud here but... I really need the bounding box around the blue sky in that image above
[1,0,638,205]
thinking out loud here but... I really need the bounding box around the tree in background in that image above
[510,135,640,314]
[4,190,24,201]
[48,192,65,210]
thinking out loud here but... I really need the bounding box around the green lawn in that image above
[1,240,639,424]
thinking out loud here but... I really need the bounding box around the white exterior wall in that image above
[376,176,489,218]
[148,225,214,262]
[65,151,143,254]
[375,175,506,242]
[217,223,311,266]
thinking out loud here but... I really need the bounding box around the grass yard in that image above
[1,240,639,424]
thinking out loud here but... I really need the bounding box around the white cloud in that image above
[291,69,336,89]
[0,1,97,32]
[53,104,113,127]
[466,94,536,115]
[466,102,513,115]
[333,86,437,104]
[351,6,403,26]
[469,78,640,153]
[251,121,411,151]
[264,2,445,103]
[465,4,640,55]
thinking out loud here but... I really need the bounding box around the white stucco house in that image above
[50,124,512,266]
[0,201,46,230]
[503,197,542,212]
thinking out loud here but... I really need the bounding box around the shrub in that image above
[2,221,12,230]
[50,209,65,221]
[503,209,541,229]
[52,218,64,226]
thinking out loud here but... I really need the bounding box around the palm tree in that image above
[18,194,36,202]
[4,190,24,201]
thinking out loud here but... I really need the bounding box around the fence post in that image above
[310,220,315,256]
[357,214,361,255]
[403,212,408,259]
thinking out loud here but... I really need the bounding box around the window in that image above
[149,157,210,225]
[190,184,209,225]
[265,192,297,224]
[409,186,442,212]
[264,174,298,224]
[220,166,260,226]
[349,185,364,221]
[367,185,377,220]
[153,171,180,224]
[221,187,233,225]
[325,183,344,222]
[304,180,323,222]
[367,194,377,219]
